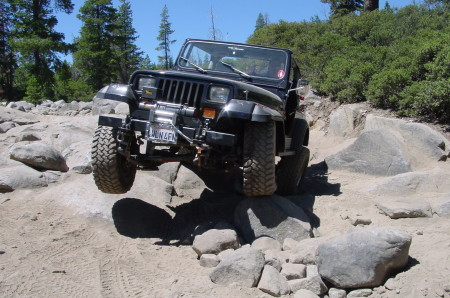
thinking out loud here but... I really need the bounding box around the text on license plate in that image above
[148,125,177,143]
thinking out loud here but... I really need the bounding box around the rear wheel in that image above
[276,146,310,196]
[243,121,277,197]
[91,126,137,194]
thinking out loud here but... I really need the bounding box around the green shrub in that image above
[365,69,412,109]
[23,76,47,104]
[316,56,376,103]
[399,79,450,122]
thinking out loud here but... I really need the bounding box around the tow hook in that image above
[194,145,210,167]
[194,146,203,166]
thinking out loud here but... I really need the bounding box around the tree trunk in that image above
[364,0,379,11]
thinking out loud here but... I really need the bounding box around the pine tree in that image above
[209,6,222,41]
[8,0,74,101]
[156,5,176,70]
[73,0,117,91]
[364,0,379,11]
[384,1,393,12]
[0,0,14,100]
[112,0,143,83]
[320,0,364,16]
[139,54,156,70]
[255,13,267,31]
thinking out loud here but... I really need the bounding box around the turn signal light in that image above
[203,107,216,118]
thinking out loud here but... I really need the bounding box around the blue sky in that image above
[55,0,416,63]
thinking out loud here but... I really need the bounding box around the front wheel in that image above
[276,146,310,196]
[243,121,277,197]
[91,126,137,194]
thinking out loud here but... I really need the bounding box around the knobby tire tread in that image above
[91,126,136,194]
[243,121,277,197]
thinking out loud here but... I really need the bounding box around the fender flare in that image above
[290,118,309,150]
[95,84,138,110]
[217,99,283,123]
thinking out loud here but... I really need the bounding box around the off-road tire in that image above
[91,126,136,194]
[276,146,310,196]
[243,121,277,197]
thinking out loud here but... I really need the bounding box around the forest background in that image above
[0,0,448,122]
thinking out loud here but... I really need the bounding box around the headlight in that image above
[209,86,230,103]
[138,77,156,90]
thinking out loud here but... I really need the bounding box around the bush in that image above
[365,69,412,109]
[399,79,450,122]
[315,56,376,103]
[247,3,449,122]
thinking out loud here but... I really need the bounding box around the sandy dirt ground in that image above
[0,113,449,297]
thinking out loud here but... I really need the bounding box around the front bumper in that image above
[98,115,236,147]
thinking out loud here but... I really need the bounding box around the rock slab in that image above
[0,164,47,192]
[375,197,432,219]
[9,142,68,172]
[234,195,312,243]
[325,129,411,176]
[317,227,412,288]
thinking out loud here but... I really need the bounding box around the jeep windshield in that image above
[177,40,288,80]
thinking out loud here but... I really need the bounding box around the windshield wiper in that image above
[180,56,207,74]
[220,61,251,80]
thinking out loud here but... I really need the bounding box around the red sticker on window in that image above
[277,70,285,78]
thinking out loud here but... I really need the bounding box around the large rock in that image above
[114,102,129,115]
[257,265,290,296]
[0,164,47,192]
[366,166,450,196]
[317,228,412,288]
[375,197,432,219]
[15,132,41,142]
[62,141,92,174]
[92,97,119,115]
[325,129,411,176]
[364,115,450,161]
[172,165,207,198]
[131,173,174,204]
[234,195,312,244]
[210,246,265,287]
[0,121,17,133]
[328,104,367,137]
[192,228,240,256]
[9,141,69,172]
[6,101,34,111]
[52,122,94,151]
[0,106,39,125]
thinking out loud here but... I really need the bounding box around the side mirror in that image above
[288,79,310,98]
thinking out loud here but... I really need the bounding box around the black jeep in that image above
[92,39,310,197]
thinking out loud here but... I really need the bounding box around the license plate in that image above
[147,123,178,144]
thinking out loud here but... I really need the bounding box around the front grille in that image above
[157,78,204,108]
